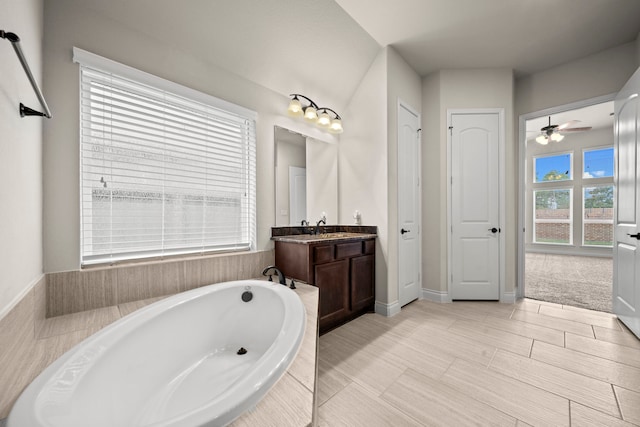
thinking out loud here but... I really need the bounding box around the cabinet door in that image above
[315,259,349,329]
[351,254,375,311]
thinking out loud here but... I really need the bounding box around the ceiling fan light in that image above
[329,118,343,134]
[304,106,318,122]
[317,110,331,128]
[287,97,303,117]
[536,134,548,145]
[551,132,564,142]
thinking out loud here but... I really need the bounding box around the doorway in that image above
[518,97,615,312]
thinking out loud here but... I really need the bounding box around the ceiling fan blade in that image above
[558,120,581,130]
[561,126,592,132]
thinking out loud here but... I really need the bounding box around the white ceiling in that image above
[335,0,640,77]
[70,0,640,110]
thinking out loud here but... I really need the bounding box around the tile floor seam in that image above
[612,383,625,422]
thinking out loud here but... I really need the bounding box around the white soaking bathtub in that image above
[8,280,306,427]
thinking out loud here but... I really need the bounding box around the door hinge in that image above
[448,125,453,136]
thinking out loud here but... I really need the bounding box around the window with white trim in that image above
[75,49,257,265]
[533,188,573,245]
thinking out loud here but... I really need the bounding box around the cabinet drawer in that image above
[335,242,362,259]
[314,245,333,263]
[364,239,375,254]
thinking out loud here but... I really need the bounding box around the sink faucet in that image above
[315,218,326,235]
[301,219,309,226]
[261,265,286,286]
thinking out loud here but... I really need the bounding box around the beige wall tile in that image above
[382,369,517,426]
[0,289,35,369]
[615,386,640,425]
[36,306,120,339]
[47,269,117,317]
[116,262,184,304]
[118,296,167,317]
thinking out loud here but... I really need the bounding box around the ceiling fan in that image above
[535,116,592,145]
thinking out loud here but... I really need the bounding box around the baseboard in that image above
[421,288,451,303]
[375,300,401,317]
[501,291,516,304]
[0,273,45,323]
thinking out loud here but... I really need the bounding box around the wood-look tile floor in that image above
[317,298,640,427]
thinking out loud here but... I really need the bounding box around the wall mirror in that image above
[274,125,338,226]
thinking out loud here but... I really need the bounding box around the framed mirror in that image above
[274,126,338,226]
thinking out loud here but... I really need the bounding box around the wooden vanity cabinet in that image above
[275,237,375,333]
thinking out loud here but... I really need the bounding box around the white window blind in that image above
[75,50,256,265]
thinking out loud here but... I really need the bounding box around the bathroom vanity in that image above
[272,227,376,334]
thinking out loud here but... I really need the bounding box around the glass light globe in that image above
[329,118,343,134]
[317,110,331,128]
[287,98,303,117]
[304,106,318,122]
[536,134,548,145]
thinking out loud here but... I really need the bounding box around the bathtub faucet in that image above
[262,265,286,286]
[261,265,297,290]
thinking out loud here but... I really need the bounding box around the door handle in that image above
[488,227,499,233]
[628,233,640,240]
[401,228,410,235]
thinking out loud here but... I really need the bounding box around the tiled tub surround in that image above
[0,274,318,426]
[47,250,275,317]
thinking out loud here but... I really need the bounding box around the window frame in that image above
[582,146,614,180]
[582,184,614,247]
[533,152,574,184]
[533,188,574,246]
[74,48,257,266]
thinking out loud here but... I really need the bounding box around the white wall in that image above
[339,50,389,304]
[421,68,515,296]
[42,0,339,272]
[0,0,44,319]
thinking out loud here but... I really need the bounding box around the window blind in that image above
[76,54,256,265]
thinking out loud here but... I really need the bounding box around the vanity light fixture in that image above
[287,94,343,134]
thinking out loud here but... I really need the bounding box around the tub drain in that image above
[237,347,248,355]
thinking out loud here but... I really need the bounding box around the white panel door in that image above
[398,103,421,307]
[613,67,640,338]
[451,113,500,300]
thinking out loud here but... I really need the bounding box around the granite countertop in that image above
[272,232,378,245]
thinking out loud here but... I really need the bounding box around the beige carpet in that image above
[525,253,613,313]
